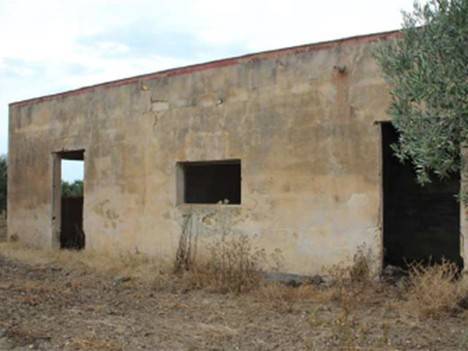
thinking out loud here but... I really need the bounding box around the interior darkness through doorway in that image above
[382,123,462,269]
[60,150,85,250]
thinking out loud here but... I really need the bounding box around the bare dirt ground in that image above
[0,243,467,351]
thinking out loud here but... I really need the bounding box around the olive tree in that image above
[61,180,84,198]
[375,0,467,196]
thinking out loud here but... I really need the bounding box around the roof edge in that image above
[10,29,400,108]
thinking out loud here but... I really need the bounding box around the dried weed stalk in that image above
[174,213,198,273]
[314,245,380,349]
[404,260,465,319]
[326,245,376,305]
[191,234,266,294]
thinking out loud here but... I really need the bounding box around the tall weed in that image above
[189,234,266,293]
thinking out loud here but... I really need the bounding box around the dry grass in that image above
[172,210,271,294]
[325,245,377,307]
[349,245,373,283]
[183,234,266,293]
[67,335,123,351]
[0,241,171,283]
[2,240,467,324]
[0,236,266,294]
[404,261,467,319]
[312,246,387,350]
[328,245,375,285]
[255,282,317,312]
[1,240,468,350]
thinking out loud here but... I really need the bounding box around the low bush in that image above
[187,234,266,294]
[405,261,466,318]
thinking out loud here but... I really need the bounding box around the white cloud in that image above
[187,0,413,50]
[0,0,415,166]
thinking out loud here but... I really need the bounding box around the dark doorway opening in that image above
[178,160,241,205]
[382,123,462,269]
[59,150,85,250]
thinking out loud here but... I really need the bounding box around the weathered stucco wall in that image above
[8,32,467,275]
[462,147,468,272]
[0,212,6,242]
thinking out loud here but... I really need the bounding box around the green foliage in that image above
[375,0,468,186]
[0,155,6,212]
[61,180,83,198]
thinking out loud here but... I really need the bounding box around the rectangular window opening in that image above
[178,160,241,205]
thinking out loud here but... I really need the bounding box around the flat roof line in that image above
[9,29,400,108]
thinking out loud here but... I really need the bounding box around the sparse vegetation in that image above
[0,241,467,350]
[176,233,267,294]
[313,246,383,350]
[67,335,123,351]
[349,245,374,283]
[325,244,376,307]
[175,210,269,294]
[190,234,266,293]
[61,180,83,198]
[256,282,317,313]
[0,241,170,283]
[404,260,467,318]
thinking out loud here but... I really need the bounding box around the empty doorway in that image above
[52,150,85,250]
[381,123,462,269]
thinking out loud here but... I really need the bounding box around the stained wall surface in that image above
[462,147,468,271]
[0,212,6,242]
[8,31,467,275]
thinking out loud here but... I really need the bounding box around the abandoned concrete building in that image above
[8,30,467,275]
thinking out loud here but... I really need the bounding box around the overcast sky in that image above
[0,0,414,180]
